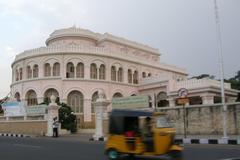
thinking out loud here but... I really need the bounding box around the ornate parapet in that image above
[13,45,186,75]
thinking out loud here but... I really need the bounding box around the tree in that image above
[39,101,77,133]
[58,103,77,133]
[0,96,9,114]
[191,74,215,80]
[226,71,240,102]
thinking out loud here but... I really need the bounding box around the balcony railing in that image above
[139,75,170,85]
[169,78,231,91]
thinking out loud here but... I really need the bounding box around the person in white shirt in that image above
[52,117,59,137]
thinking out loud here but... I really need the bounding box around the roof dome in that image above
[45,26,100,46]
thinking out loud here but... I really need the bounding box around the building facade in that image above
[10,27,238,129]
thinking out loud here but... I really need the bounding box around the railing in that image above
[140,75,170,84]
[0,114,46,122]
[170,78,231,91]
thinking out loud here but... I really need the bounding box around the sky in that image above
[0,0,239,98]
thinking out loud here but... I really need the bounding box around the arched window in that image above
[148,73,151,77]
[90,63,97,79]
[19,68,23,80]
[14,92,21,102]
[76,62,84,78]
[33,65,39,78]
[44,63,51,77]
[133,70,138,84]
[44,88,59,104]
[142,72,146,78]
[66,62,74,78]
[25,90,38,106]
[91,92,98,113]
[111,66,116,81]
[113,92,123,98]
[53,62,60,76]
[27,66,32,79]
[99,64,105,80]
[15,69,19,81]
[118,67,123,82]
[67,90,84,113]
[128,69,132,83]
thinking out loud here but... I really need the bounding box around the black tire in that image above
[107,149,119,160]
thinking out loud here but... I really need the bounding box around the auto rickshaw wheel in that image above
[107,149,119,160]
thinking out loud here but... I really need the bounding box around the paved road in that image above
[0,136,239,160]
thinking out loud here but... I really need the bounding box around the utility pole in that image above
[213,0,228,139]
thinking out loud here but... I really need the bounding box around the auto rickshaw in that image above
[105,109,183,159]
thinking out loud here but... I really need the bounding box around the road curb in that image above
[175,138,240,145]
[0,133,30,138]
[89,137,107,141]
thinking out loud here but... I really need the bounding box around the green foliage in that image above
[226,71,240,102]
[0,105,3,114]
[191,74,215,79]
[59,103,77,133]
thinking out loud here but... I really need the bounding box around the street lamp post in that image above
[213,0,228,139]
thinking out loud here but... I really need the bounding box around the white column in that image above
[131,73,134,84]
[75,66,77,78]
[37,97,44,104]
[92,90,110,140]
[50,64,53,77]
[39,64,44,78]
[201,95,214,104]
[105,64,111,81]
[116,67,119,82]
[168,98,175,107]
[85,64,90,79]
[46,95,59,137]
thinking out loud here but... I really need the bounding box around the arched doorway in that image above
[157,92,169,107]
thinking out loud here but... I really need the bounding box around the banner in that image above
[112,95,149,109]
[2,102,25,116]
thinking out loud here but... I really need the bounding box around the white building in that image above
[10,27,238,129]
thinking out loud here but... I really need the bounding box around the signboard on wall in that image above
[112,95,149,109]
[2,102,47,116]
[2,102,25,116]
[25,105,47,115]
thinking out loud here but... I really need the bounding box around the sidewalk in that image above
[42,133,95,142]
[175,134,240,145]
[49,134,240,145]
